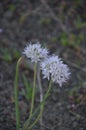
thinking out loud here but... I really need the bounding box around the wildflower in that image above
[23,42,49,63]
[40,55,70,87]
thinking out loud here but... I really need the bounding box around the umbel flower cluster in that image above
[41,56,70,87]
[23,42,70,87]
[23,42,49,63]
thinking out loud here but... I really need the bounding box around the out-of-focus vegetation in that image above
[0,48,21,63]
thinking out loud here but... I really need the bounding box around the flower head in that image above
[40,55,70,87]
[23,42,49,63]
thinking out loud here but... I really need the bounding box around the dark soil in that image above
[0,0,86,130]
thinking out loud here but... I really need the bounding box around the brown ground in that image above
[0,0,86,130]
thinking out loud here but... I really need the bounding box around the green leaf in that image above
[13,50,21,60]
[3,53,12,62]
[22,74,33,100]
[0,48,12,62]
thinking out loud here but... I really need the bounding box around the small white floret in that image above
[40,55,70,87]
[23,42,49,63]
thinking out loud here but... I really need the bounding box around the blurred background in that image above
[0,0,86,130]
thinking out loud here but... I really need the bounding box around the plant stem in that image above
[28,80,52,130]
[37,65,43,128]
[14,57,22,130]
[28,63,37,120]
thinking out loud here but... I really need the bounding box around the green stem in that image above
[29,63,37,118]
[23,63,37,130]
[28,80,52,130]
[14,57,22,130]
[23,80,52,130]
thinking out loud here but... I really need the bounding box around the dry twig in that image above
[64,60,86,73]
[69,110,86,120]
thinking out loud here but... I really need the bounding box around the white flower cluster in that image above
[23,42,70,86]
[40,55,70,87]
[23,42,49,63]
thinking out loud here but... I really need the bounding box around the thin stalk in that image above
[22,63,37,130]
[14,57,22,130]
[28,80,52,130]
[23,80,52,130]
[29,63,37,118]
[37,65,43,128]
